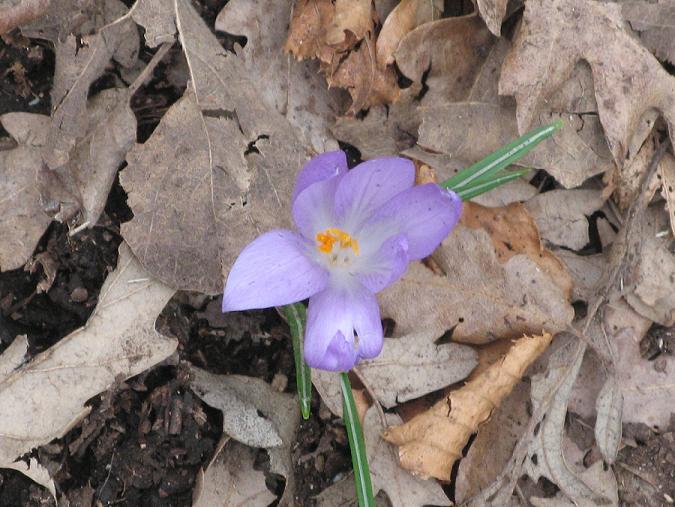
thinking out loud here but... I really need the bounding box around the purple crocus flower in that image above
[222,151,462,371]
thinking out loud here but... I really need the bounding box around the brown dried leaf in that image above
[395,15,495,105]
[120,0,307,294]
[284,0,336,62]
[0,113,52,272]
[375,0,442,68]
[193,439,275,507]
[525,189,605,250]
[499,0,675,166]
[215,0,341,152]
[379,203,573,344]
[657,153,675,236]
[384,333,552,480]
[326,0,375,46]
[621,0,675,64]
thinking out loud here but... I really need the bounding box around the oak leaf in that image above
[499,0,675,166]
[621,0,675,64]
[383,333,552,480]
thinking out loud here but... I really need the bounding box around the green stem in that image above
[340,372,375,507]
[283,303,312,419]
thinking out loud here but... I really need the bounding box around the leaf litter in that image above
[0,0,674,504]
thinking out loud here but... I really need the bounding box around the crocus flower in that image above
[222,151,462,371]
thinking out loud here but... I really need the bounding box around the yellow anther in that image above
[316,228,359,255]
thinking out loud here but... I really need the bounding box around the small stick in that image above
[128,42,174,96]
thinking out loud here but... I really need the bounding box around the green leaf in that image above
[283,303,312,420]
[440,119,563,193]
[455,169,530,201]
[340,372,375,507]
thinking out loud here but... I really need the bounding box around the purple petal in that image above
[293,151,348,203]
[292,174,342,240]
[357,233,409,293]
[370,184,462,260]
[222,230,328,311]
[304,282,384,370]
[334,157,415,230]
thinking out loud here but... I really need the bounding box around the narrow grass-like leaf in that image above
[283,303,312,420]
[454,169,530,201]
[340,372,375,507]
[440,119,563,191]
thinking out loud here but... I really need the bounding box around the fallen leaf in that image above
[120,0,308,294]
[193,438,276,507]
[455,380,531,503]
[0,242,177,466]
[384,333,552,480]
[379,203,573,344]
[284,0,337,62]
[0,112,52,272]
[554,251,605,303]
[476,0,508,35]
[524,337,615,506]
[128,0,177,48]
[188,366,300,505]
[375,0,442,68]
[525,189,605,250]
[366,407,451,506]
[657,153,675,236]
[395,15,495,105]
[326,0,375,46]
[594,374,623,464]
[312,331,478,417]
[0,0,50,35]
[215,0,341,153]
[620,0,675,64]
[499,0,675,166]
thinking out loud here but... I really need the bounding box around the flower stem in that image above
[340,372,375,507]
[283,303,312,419]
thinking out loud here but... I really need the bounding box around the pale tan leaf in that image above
[395,15,495,105]
[499,0,675,166]
[476,0,508,35]
[594,375,623,464]
[554,251,605,303]
[657,153,675,237]
[384,333,552,480]
[326,0,374,45]
[129,0,177,47]
[120,0,307,294]
[621,0,675,64]
[193,439,276,507]
[188,367,300,505]
[525,189,605,250]
[215,0,340,152]
[311,331,478,417]
[376,0,442,67]
[0,113,52,272]
[380,203,573,344]
[0,242,177,466]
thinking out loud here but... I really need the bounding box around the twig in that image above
[128,42,174,96]
[0,0,50,35]
[352,366,387,428]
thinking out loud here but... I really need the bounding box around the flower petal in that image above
[334,157,415,230]
[292,174,342,240]
[304,282,384,370]
[293,150,347,202]
[222,230,328,311]
[357,233,409,293]
[370,184,462,260]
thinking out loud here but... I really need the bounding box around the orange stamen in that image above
[315,228,359,255]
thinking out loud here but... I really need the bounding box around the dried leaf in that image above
[376,0,442,67]
[0,113,52,272]
[284,0,336,62]
[129,0,177,47]
[326,0,375,46]
[525,189,605,250]
[215,0,340,153]
[0,242,177,466]
[193,439,276,507]
[188,367,300,504]
[499,0,675,166]
[657,153,675,237]
[476,0,508,36]
[312,331,478,417]
[621,0,675,64]
[120,0,308,294]
[384,333,552,480]
[554,251,605,303]
[525,338,615,506]
[395,15,495,105]
[594,375,623,464]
